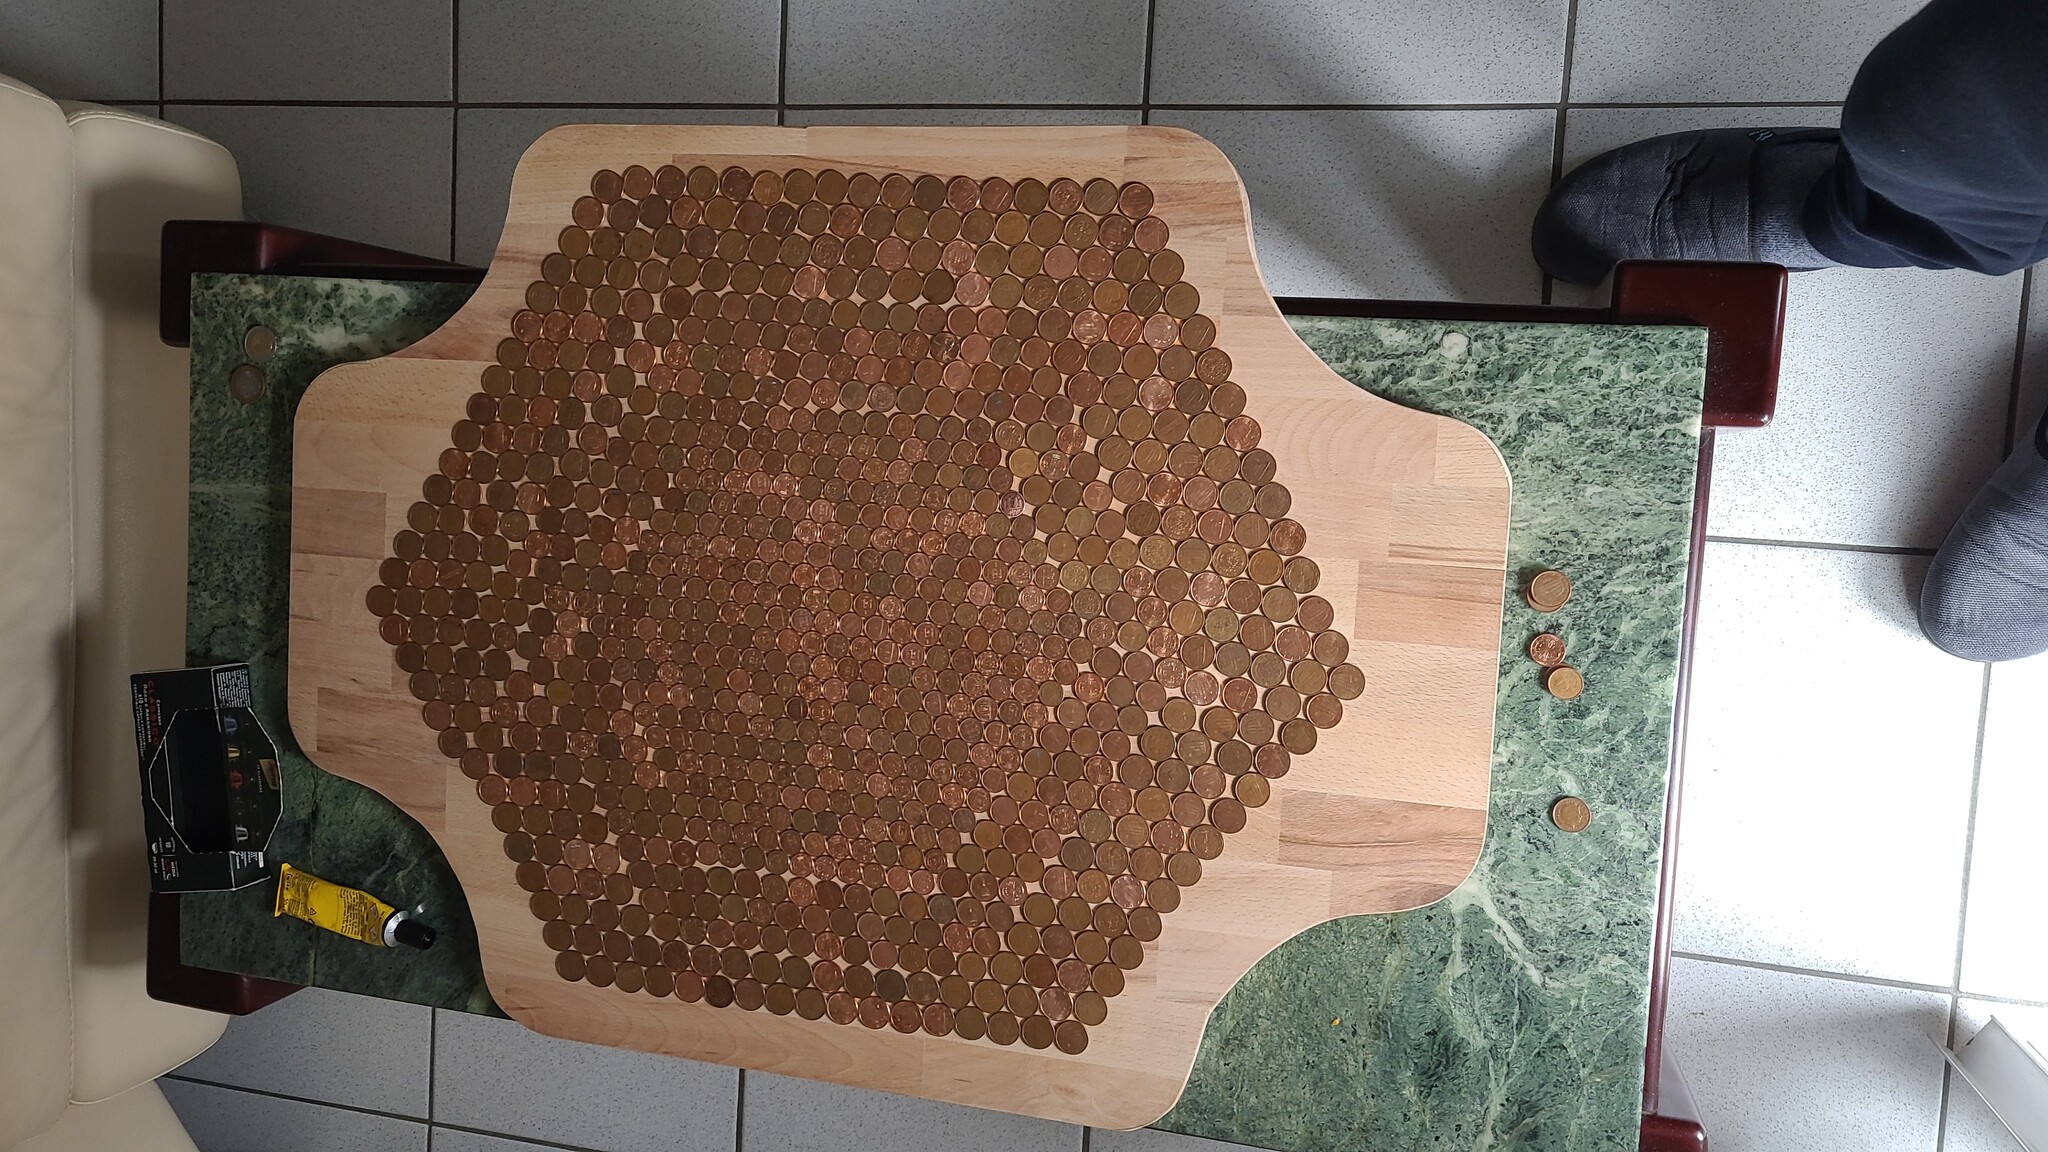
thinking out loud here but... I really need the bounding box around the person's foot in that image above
[1919,407,2048,662]
[1532,127,1844,285]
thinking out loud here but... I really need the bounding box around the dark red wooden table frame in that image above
[156,222,1783,1151]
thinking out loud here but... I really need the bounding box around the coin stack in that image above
[1523,569,1583,700]
[1525,569,1571,613]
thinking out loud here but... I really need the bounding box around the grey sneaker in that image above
[1533,127,1843,285]
[1919,406,2048,662]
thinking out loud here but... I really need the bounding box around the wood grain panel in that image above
[288,125,1509,1128]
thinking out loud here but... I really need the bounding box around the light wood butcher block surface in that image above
[288,125,1510,1128]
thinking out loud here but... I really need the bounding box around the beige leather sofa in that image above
[1,73,242,1151]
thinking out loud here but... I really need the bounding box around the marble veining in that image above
[181,272,498,1014]
[1157,319,1706,1151]
[181,278,1705,1147]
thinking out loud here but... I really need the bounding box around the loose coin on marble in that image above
[1544,664,1585,701]
[1526,633,1566,668]
[228,363,266,405]
[1549,796,1592,833]
[1526,569,1573,612]
[242,324,277,363]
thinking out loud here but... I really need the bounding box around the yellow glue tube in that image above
[273,863,436,949]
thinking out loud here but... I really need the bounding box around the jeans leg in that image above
[1804,0,2048,273]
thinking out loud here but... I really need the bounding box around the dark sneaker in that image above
[1533,127,1844,285]
[1920,407,2048,662]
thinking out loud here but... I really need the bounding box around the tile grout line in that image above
[1955,989,2048,1009]
[1937,662,1997,1151]
[1703,534,1938,557]
[1948,662,1996,1009]
[1542,0,1581,306]
[2003,266,2034,455]
[1933,1057,1949,1147]
[1671,951,1958,997]
[427,1008,439,1129]
[1139,0,1158,125]
[136,98,1850,112]
[776,0,790,126]
[162,1073,427,1127]
[734,1068,747,1152]
[449,0,460,263]
[431,1119,622,1152]
[1937,1009,1957,1152]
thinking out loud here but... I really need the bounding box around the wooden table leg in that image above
[147,891,300,1015]
[1640,1045,1711,1151]
[1614,260,1788,1152]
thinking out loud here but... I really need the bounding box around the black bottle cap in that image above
[391,916,438,950]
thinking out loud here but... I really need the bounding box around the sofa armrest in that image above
[13,1082,197,1152]
[0,71,86,1152]
[63,102,240,1104]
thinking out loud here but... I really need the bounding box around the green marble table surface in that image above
[180,272,1705,1150]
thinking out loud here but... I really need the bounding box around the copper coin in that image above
[228,363,266,405]
[1550,795,1592,834]
[1303,693,1342,729]
[1053,1018,1089,1054]
[242,324,277,363]
[1545,664,1585,700]
[1326,663,1365,699]
[1526,632,1566,668]
[1527,569,1573,612]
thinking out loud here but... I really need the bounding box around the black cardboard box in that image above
[130,664,281,892]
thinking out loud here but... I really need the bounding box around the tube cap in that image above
[388,914,438,950]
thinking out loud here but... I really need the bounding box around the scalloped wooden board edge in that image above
[288,125,1509,1128]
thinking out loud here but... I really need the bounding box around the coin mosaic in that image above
[372,164,1366,1054]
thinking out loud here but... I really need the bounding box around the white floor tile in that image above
[431,1010,736,1152]
[164,0,450,101]
[1942,1000,2048,1152]
[1152,108,1554,302]
[1664,957,1948,1152]
[740,1073,1080,1152]
[453,107,778,267]
[171,987,431,1117]
[786,0,1147,105]
[1960,654,2048,1002]
[1560,106,2024,549]
[1945,1084,2028,1152]
[1150,0,1567,104]
[1712,268,2022,549]
[458,0,779,104]
[0,0,156,101]
[1570,0,1921,104]
[784,108,1139,126]
[1677,543,1982,984]
[165,105,454,261]
[160,1079,426,1152]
